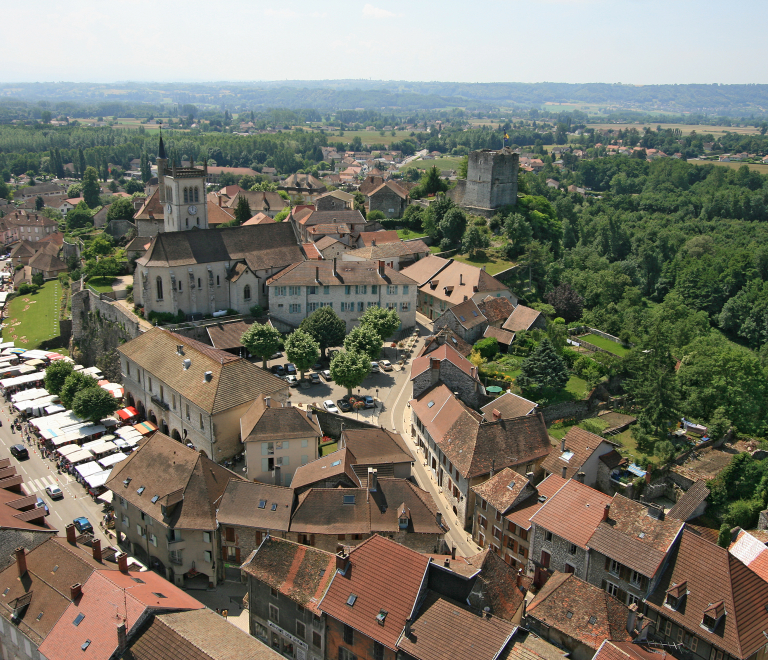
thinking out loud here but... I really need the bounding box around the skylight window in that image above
[331,460,341,467]
[258,500,266,509]
[131,577,145,584]
[152,593,166,599]
[36,612,43,621]
[343,495,356,505]
[427,401,435,408]
[82,640,91,651]
[52,565,59,573]
[137,486,145,495]
[123,478,131,486]
[2,588,8,596]
[566,611,573,619]
[561,450,574,461]
[471,311,478,317]
[589,615,597,625]
[271,503,277,511]
[73,613,85,626]
[347,594,357,606]
[459,315,466,322]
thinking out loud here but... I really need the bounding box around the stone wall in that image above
[530,526,588,579]
[463,149,519,211]
[104,219,136,240]
[411,361,484,409]
[310,408,380,440]
[62,239,80,262]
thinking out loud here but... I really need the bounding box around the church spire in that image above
[158,129,167,160]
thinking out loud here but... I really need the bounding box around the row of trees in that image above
[43,361,118,422]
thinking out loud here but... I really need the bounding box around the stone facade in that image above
[530,525,589,580]
[432,309,487,343]
[411,359,484,409]
[286,529,444,555]
[586,552,652,608]
[0,617,39,660]
[472,496,534,571]
[244,433,319,487]
[462,148,519,214]
[367,185,406,218]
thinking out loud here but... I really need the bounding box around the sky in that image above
[3,0,766,85]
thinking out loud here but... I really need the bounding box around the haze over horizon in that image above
[5,0,765,86]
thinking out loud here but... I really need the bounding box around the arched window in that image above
[194,187,199,202]
[167,186,173,202]
[156,277,163,300]
[244,285,251,300]
[183,187,188,203]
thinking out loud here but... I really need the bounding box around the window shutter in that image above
[601,579,607,591]
[284,441,289,449]
[339,649,344,660]
[605,556,611,570]
[617,588,627,604]
[262,458,269,473]
[282,456,289,467]
[619,565,628,581]
[262,443,268,456]
[302,439,308,447]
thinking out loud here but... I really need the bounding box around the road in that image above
[0,401,113,549]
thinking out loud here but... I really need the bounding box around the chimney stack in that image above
[372,239,376,246]
[602,504,610,521]
[66,523,77,545]
[492,409,501,420]
[562,466,567,479]
[218,195,222,207]
[117,552,128,573]
[516,569,523,587]
[378,260,385,278]
[526,472,535,481]
[459,273,464,285]
[368,468,378,492]
[560,438,565,452]
[575,471,585,483]
[15,547,26,577]
[627,603,638,633]
[117,621,127,654]
[92,539,102,562]
[332,258,338,277]
[444,557,450,567]
[451,545,456,560]
[336,549,350,573]
[404,618,412,637]
[70,583,82,601]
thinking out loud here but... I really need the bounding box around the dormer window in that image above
[665,580,687,610]
[702,601,725,630]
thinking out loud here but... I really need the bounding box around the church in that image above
[133,136,305,317]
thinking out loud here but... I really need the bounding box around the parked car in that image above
[45,485,63,500]
[271,364,285,377]
[380,360,393,371]
[73,517,93,534]
[270,351,283,360]
[370,362,380,373]
[363,395,375,409]
[312,362,323,371]
[323,400,339,413]
[35,497,49,516]
[10,444,28,460]
[309,373,321,384]
[285,375,299,387]
[321,370,332,381]
[336,398,353,413]
[285,363,297,375]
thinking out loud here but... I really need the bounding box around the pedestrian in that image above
[222,609,228,620]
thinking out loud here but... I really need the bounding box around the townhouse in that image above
[410,342,486,409]
[541,427,620,487]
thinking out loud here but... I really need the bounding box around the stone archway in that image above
[171,429,182,443]
[160,420,169,436]
[135,400,145,419]
[125,392,135,408]
[198,449,208,458]
[148,410,157,425]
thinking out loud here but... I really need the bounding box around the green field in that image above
[539,375,591,405]
[587,122,760,138]
[405,156,464,172]
[585,333,630,356]
[2,281,62,349]
[397,229,429,240]
[322,129,413,148]
[693,160,768,174]
[86,277,116,293]
[451,250,515,275]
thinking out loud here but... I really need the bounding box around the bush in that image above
[249,304,265,318]
[561,347,580,368]
[146,309,185,325]
[17,283,38,295]
[367,210,386,222]
[654,440,676,464]
[474,337,499,360]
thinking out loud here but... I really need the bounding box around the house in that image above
[267,259,417,333]
[223,190,288,218]
[479,295,516,327]
[242,536,336,660]
[205,165,259,183]
[366,180,408,218]
[6,211,59,242]
[279,173,327,202]
[315,189,354,211]
[290,448,361,493]
[240,395,322,486]
[359,175,386,196]
[410,342,485,408]
[291,208,368,243]
[356,230,400,248]
[133,222,305,316]
[337,428,413,481]
[205,198,236,226]
[10,240,38,266]
[119,327,288,461]
[483,325,516,351]
[541,427,619,486]
[410,383,552,529]
[342,239,430,271]
[400,256,515,320]
[243,212,275,225]
[28,249,67,280]
[418,327,473,358]
[14,182,65,199]
[591,640,680,660]
[205,319,251,354]
[216,480,294,565]
[480,392,538,421]
[314,235,352,259]
[503,304,547,333]
[525,572,633,660]
[644,529,768,660]
[287,477,447,554]
[106,432,242,587]
[432,298,488,342]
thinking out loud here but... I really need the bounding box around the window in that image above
[478,515,487,529]
[345,285,351,295]
[185,404,190,421]
[493,526,501,539]
[289,286,301,296]
[373,642,385,660]
[387,285,398,294]
[627,593,640,607]
[216,275,220,286]
[225,527,235,542]
[194,187,199,202]
[203,531,211,543]
[339,650,357,660]
[308,286,317,295]
[323,285,330,294]
[156,277,163,300]
[122,514,129,527]
[402,285,409,294]
[609,559,621,576]
[480,498,487,511]
[120,497,126,508]
[150,533,157,547]
[269,604,279,623]
[148,377,153,393]
[605,581,619,597]
[630,570,643,587]
[401,302,409,311]
[172,394,176,410]
[276,286,286,296]
[137,524,146,538]
[307,302,318,312]
[664,620,673,637]
[710,650,724,660]
[343,624,354,645]
[270,587,278,598]
[312,631,322,649]
[289,303,301,313]
[357,301,364,312]
[568,543,577,555]
[371,285,378,294]
[544,531,553,543]
[677,629,684,644]
[204,550,212,563]
[355,285,367,294]
[183,187,188,203]
[296,621,306,640]
[244,285,251,300]
[199,414,204,430]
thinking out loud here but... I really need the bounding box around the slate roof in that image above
[122,608,282,660]
[296,209,365,227]
[118,327,287,414]
[320,535,430,651]
[529,479,612,549]
[646,529,768,659]
[206,320,250,351]
[345,239,429,260]
[478,295,516,324]
[503,305,544,332]
[541,427,617,480]
[667,480,710,522]
[481,392,537,421]
[216,480,293,531]
[396,591,515,660]
[106,433,241,530]
[240,398,321,443]
[410,342,477,380]
[471,468,532,514]
[419,329,472,357]
[289,448,360,490]
[137,222,303,273]
[586,495,684,577]
[241,536,336,614]
[267,259,416,286]
[526,572,633,651]
[445,298,486,329]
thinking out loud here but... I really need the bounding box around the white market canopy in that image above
[21,350,51,361]
[32,410,81,430]
[11,388,49,403]
[44,404,66,415]
[75,461,103,478]
[84,470,111,488]
[98,453,127,468]
[0,371,44,388]
[66,449,94,464]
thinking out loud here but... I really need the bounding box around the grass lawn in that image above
[538,375,591,405]
[451,250,516,275]
[320,442,338,456]
[86,277,116,293]
[397,229,428,240]
[2,281,62,349]
[549,416,611,441]
[405,156,464,172]
[585,333,630,357]
[692,160,768,175]
[613,429,659,466]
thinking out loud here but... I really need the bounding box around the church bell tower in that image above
[157,134,209,233]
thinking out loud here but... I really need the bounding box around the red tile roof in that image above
[503,304,543,332]
[471,467,533,513]
[505,474,567,531]
[358,230,400,247]
[409,383,479,445]
[320,535,430,651]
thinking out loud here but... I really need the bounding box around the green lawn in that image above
[451,250,516,275]
[549,416,611,441]
[86,277,116,293]
[320,442,338,457]
[584,333,630,357]
[397,229,429,240]
[538,375,591,405]
[2,281,62,349]
[405,156,464,172]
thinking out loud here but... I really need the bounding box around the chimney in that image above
[561,466,567,479]
[70,583,82,601]
[218,195,222,207]
[526,472,535,481]
[332,258,338,277]
[66,523,77,545]
[117,552,128,573]
[451,545,456,560]
[315,266,320,283]
[492,409,501,420]
[560,438,565,452]
[15,547,26,577]
[436,511,442,527]
[92,539,102,562]
[372,239,376,246]
[378,260,385,278]
[404,618,412,637]
[459,273,464,285]
[454,392,459,400]
[602,504,610,521]
[575,471,585,483]
[516,569,523,587]
[264,396,271,408]
[490,459,495,478]
[336,549,350,573]
[117,621,127,654]
[368,468,378,492]
[444,557,450,567]
[627,603,638,633]
[431,358,440,370]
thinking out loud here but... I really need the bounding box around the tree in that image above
[241,322,282,369]
[140,152,151,183]
[474,337,499,360]
[299,306,346,358]
[329,350,370,396]
[654,440,676,464]
[108,180,119,193]
[81,166,101,208]
[60,372,98,409]
[366,210,385,222]
[72,386,119,423]
[85,257,121,278]
[67,183,82,198]
[439,207,467,246]
[124,179,144,195]
[516,337,569,394]
[35,195,44,211]
[421,166,448,196]
[545,283,584,322]
[285,329,320,379]
[358,306,400,341]
[66,201,93,230]
[234,195,251,225]
[461,225,491,257]
[44,360,74,396]
[31,272,44,287]
[458,155,468,179]
[106,197,135,221]
[344,324,383,361]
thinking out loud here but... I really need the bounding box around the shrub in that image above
[18,283,38,295]
[474,337,499,360]
[146,309,185,325]
[249,304,265,318]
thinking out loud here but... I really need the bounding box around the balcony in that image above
[151,395,170,411]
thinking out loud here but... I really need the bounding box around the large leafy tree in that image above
[461,225,491,257]
[545,283,584,323]
[66,201,93,230]
[330,350,370,396]
[285,329,320,379]
[60,372,99,409]
[299,306,346,358]
[241,322,282,369]
[516,337,569,394]
[44,360,74,396]
[81,166,101,208]
[439,207,468,246]
[72,386,119,423]
[106,197,135,221]
[358,306,400,341]
[344,324,383,361]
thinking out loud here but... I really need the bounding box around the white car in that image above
[45,485,63,500]
[323,400,339,413]
[321,369,332,381]
[379,360,393,371]
[370,362,380,373]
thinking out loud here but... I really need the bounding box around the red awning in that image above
[117,406,139,421]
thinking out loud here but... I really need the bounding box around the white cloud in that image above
[264,7,326,18]
[362,3,400,18]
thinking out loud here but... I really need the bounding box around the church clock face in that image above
[188,205,197,215]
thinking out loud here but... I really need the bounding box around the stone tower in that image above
[156,134,209,233]
[462,147,519,216]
